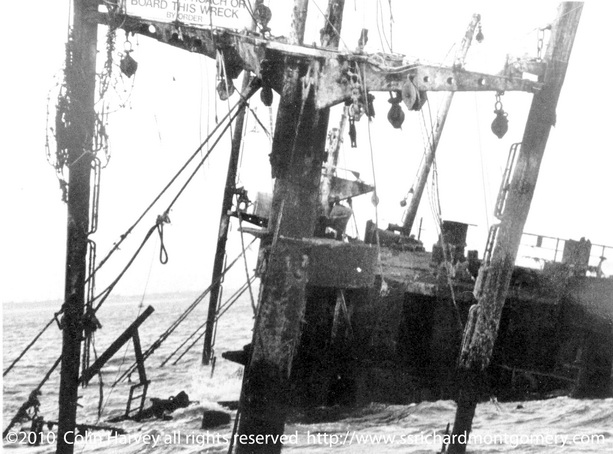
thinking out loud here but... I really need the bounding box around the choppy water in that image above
[3,293,613,453]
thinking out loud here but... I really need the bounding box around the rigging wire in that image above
[199,55,205,144]
[92,88,254,279]
[215,277,257,321]
[93,237,157,424]
[359,63,379,227]
[172,276,256,367]
[388,0,394,52]
[91,339,104,418]
[5,84,258,378]
[219,49,235,140]
[310,0,351,52]
[474,93,491,232]
[235,89,272,139]
[237,211,258,315]
[160,275,255,367]
[203,53,213,161]
[3,318,56,377]
[375,0,391,53]
[2,356,62,439]
[242,0,271,35]
[90,220,166,315]
[517,3,582,39]
[236,93,249,186]
[247,104,272,138]
[265,60,315,258]
[114,238,256,384]
[358,62,388,296]
[418,106,463,329]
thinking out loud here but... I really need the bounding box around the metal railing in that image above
[517,232,613,276]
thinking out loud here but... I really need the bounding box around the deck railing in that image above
[517,232,612,276]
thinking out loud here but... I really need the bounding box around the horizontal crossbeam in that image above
[90,11,542,109]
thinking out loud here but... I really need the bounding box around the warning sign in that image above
[124,0,252,31]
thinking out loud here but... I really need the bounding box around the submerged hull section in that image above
[285,246,613,406]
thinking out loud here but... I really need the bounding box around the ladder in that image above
[125,330,149,418]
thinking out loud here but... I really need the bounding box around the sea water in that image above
[3,293,612,453]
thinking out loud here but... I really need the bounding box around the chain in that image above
[494,92,504,112]
[82,157,101,373]
[346,64,365,120]
[82,237,101,374]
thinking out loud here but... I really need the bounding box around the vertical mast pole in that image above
[448,4,583,453]
[202,0,264,366]
[319,0,345,49]
[402,14,481,235]
[289,0,309,46]
[319,0,347,216]
[236,1,345,452]
[320,107,348,215]
[56,1,98,453]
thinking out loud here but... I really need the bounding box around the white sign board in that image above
[123,0,253,31]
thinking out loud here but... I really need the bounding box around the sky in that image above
[2,0,612,303]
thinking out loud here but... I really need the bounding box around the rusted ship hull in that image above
[283,226,613,407]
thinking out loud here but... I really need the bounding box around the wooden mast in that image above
[448,4,583,453]
[235,1,345,452]
[319,0,347,216]
[402,14,481,235]
[289,0,309,46]
[202,0,264,366]
[56,1,99,453]
[320,108,348,215]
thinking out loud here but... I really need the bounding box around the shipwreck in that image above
[3,1,612,454]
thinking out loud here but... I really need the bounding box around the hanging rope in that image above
[4,80,261,379]
[156,213,170,264]
[91,219,167,314]
[113,238,255,384]
[92,80,260,280]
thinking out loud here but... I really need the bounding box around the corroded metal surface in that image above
[90,11,543,110]
[315,59,541,109]
[239,239,309,453]
[58,2,99,452]
[276,237,377,288]
[449,5,584,453]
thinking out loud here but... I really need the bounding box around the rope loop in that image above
[156,213,171,264]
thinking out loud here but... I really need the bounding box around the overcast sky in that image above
[2,1,612,303]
